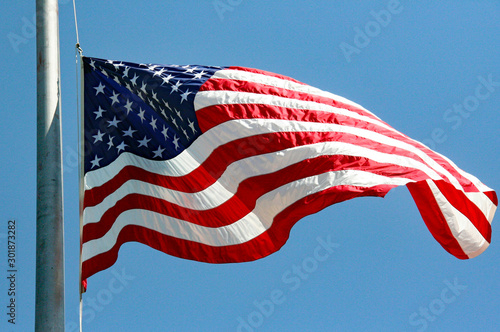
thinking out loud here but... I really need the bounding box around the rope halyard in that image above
[72,1,84,331]
[73,0,81,46]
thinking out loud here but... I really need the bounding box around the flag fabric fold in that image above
[81,56,496,283]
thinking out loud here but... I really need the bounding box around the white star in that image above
[152,91,159,102]
[172,135,180,150]
[113,62,123,71]
[153,68,165,77]
[175,109,181,118]
[123,66,130,77]
[182,128,188,138]
[140,81,147,94]
[92,130,105,143]
[101,68,109,77]
[184,66,197,74]
[148,64,158,71]
[153,145,165,158]
[163,100,172,111]
[94,82,105,95]
[113,75,121,85]
[93,106,106,119]
[107,136,115,150]
[107,116,121,128]
[138,136,151,148]
[150,117,158,131]
[124,99,133,114]
[193,70,206,80]
[110,91,120,105]
[90,59,96,70]
[170,81,182,94]
[90,155,102,169]
[171,118,177,128]
[161,126,169,140]
[116,141,127,153]
[188,119,197,134]
[130,74,139,86]
[159,107,167,118]
[122,126,137,138]
[162,74,174,85]
[137,108,146,122]
[180,90,192,103]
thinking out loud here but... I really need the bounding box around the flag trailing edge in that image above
[81,56,497,285]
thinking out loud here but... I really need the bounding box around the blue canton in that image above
[83,57,223,173]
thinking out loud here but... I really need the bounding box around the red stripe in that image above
[196,100,385,134]
[83,153,425,243]
[196,102,481,193]
[484,190,498,207]
[406,181,468,259]
[200,77,383,122]
[433,180,491,242]
[82,183,393,280]
[84,129,435,209]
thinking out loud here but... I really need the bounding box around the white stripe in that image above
[86,118,460,191]
[464,191,497,224]
[84,139,442,225]
[427,180,488,257]
[426,148,494,192]
[210,69,381,120]
[82,170,411,261]
[194,90,391,132]
[88,118,396,188]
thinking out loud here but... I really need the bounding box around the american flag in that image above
[81,56,497,284]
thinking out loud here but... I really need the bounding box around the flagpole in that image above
[35,0,65,330]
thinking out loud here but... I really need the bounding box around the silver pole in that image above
[36,0,65,330]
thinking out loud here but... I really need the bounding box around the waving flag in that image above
[81,56,497,284]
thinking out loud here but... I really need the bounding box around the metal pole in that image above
[36,0,65,330]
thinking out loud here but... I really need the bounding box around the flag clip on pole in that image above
[35,0,65,331]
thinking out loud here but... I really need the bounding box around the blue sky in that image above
[1,1,499,331]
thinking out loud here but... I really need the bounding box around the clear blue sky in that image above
[1,1,499,331]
